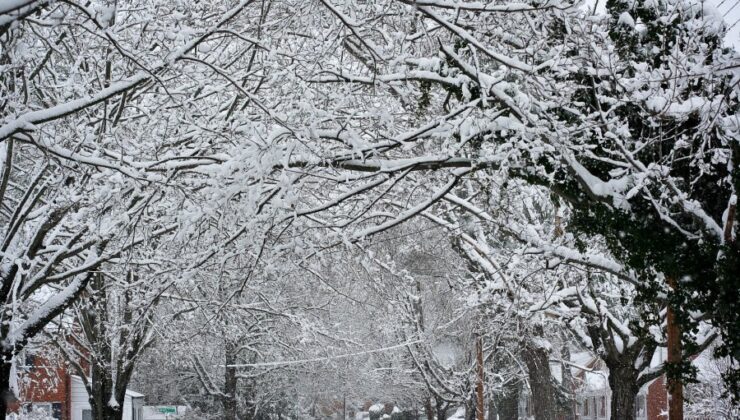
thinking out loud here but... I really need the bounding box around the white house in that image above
[6,350,146,420]
[70,376,144,420]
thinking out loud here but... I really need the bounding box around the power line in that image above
[224,340,422,368]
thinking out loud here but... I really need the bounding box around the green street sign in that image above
[158,407,177,414]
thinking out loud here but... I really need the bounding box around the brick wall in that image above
[7,354,71,420]
[646,376,668,420]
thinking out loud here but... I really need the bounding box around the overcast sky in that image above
[710,0,740,49]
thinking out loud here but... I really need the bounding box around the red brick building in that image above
[7,351,71,419]
[643,375,668,420]
[516,350,719,420]
[6,350,144,420]
[569,353,714,420]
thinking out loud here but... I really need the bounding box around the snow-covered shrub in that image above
[13,408,54,420]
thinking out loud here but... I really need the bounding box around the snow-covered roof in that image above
[568,345,721,396]
[368,403,384,413]
[447,407,465,420]
[571,351,596,371]
[582,370,609,392]
[126,389,144,398]
[70,375,145,399]
[552,351,610,393]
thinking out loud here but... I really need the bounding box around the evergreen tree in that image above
[554,0,739,401]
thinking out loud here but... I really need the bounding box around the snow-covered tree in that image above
[2,2,739,420]
[279,0,740,403]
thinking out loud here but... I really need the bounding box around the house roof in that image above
[564,345,720,395]
[70,375,145,398]
[126,389,144,398]
[554,351,610,393]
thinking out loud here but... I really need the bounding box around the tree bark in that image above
[425,398,434,420]
[90,371,125,420]
[223,341,239,420]
[492,384,519,420]
[608,367,638,420]
[582,306,663,420]
[560,345,576,420]
[85,273,123,420]
[521,342,557,420]
[666,276,683,420]
[0,357,12,420]
[475,337,485,420]
[465,398,475,420]
[434,396,448,420]
[486,399,495,420]
[88,352,129,420]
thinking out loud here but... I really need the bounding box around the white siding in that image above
[69,376,141,420]
[70,376,91,420]
[123,396,132,420]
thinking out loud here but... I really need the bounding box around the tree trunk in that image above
[84,273,122,420]
[434,396,447,420]
[92,400,124,420]
[521,342,557,420]
[608,368,638,420]
[0,357,12,420]
[487,399,495,420]
[492,385,519,420]
[465,398,476,420]
[475,337,485,420]
[223,341,239,420]
[560,345,576,420]
[425,398,434,420]
[666,277,683,420]
[89,363,125,420]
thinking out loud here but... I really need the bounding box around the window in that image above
[583,397,589,416]
[52,402,62,419]
[23,354,36,371]
[599,396,606,417]
[24,402,61,419]
[82,409,93,420]
[31,403,51,415]
[26,403,51,416]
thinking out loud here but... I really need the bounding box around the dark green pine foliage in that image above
[556,0,740,398]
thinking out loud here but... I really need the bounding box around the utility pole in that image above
[475,335,485,420]
[666,276,683,420]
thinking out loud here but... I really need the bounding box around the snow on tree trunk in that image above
[223,341,239,420]
[89,361,125,420]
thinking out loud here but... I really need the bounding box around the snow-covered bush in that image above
[12,408,54,420]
